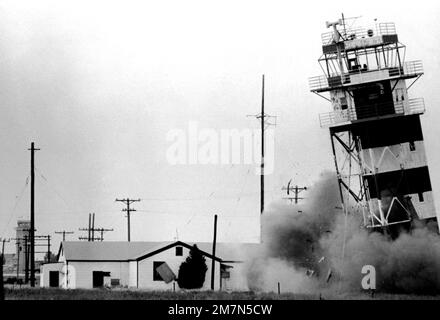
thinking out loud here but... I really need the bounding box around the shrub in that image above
[177,245,208,289]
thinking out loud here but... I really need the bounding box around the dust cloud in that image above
[245,171,440,295]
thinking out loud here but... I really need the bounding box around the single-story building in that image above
[40,241,259,291]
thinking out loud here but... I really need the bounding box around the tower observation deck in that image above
[309,17,438,234]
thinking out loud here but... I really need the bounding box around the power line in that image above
[139,192,260,201]
[35,167,71,209]
[94,228,114,241]
[54,230,74,242]
[0,174,30,238]
[134,209,255,218]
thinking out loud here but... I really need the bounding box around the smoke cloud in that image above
[323,213,440,294]
[245,171,340,293]
[246,170,440,295]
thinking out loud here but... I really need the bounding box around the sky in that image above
[1,0,440,255]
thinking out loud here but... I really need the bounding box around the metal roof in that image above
[59,241,261,262]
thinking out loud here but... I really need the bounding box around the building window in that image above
[175,246,183,256]
[418,192,424,202]
[409,141,416,151]
[111,278,120,287]
[153,261,165,281]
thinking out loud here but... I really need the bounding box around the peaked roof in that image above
[60,241,165,261]
[59,241,261,263]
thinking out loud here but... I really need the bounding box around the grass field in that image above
[4,287,440,300]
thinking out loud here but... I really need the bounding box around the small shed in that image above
[41,240,258,291]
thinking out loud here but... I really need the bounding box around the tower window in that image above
[409,141,416,151]
[340,97,348,110]
[418,192,424,202]
[175,246,183,256]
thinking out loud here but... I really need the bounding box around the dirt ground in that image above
[4,287,440,300]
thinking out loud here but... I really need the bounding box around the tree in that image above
[44,252,57,263]
[177,245,208,289]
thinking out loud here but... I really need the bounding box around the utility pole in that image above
[28,142,39,287]
[91,213,95,242]
[30,235,51,263]
[79,214,113,241]
[247,75,276,215]
[24,235,29,283]
[79,228,113,241]
[211,214,218,290]
[55,231,74,242]
[95,228,114,241]
[11,237,22,280]
[79,213,95,241]
[88,213,91,241]
[115,198,141,242]
[47,236,51,263]
[1,238,10,301]
[16,241,20,280]
[282,179,308,204]
[260,75,265,215]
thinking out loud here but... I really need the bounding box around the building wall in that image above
[129,261,137,287]
[137,245,221,290]
[67,261,129,289]
[52,243,249,291]
[40,263,64,288]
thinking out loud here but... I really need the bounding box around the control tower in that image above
[16,219,30,273]
[309,17,438,235]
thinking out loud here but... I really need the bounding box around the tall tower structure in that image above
[15,219,30,273]
[309,18,438,234]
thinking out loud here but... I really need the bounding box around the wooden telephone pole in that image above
[28,142,39,287]
[210,214,218,290]
[1,238,11,300]
[115,198,141,242]
[260,76,265,215]
[247,75,276,215]
[79,213,114,241]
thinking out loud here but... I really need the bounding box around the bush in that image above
[177,245,208,289]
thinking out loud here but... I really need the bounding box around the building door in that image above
[93,271,111,287]
[49,271,59,287]
[93,271,104,288]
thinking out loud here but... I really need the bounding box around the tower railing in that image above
[319,98,425,127]
[309,60,424,91]
[406,97,426,114]
[308,75,329,91]
[403,60,424,77]
[321,22,396,45]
